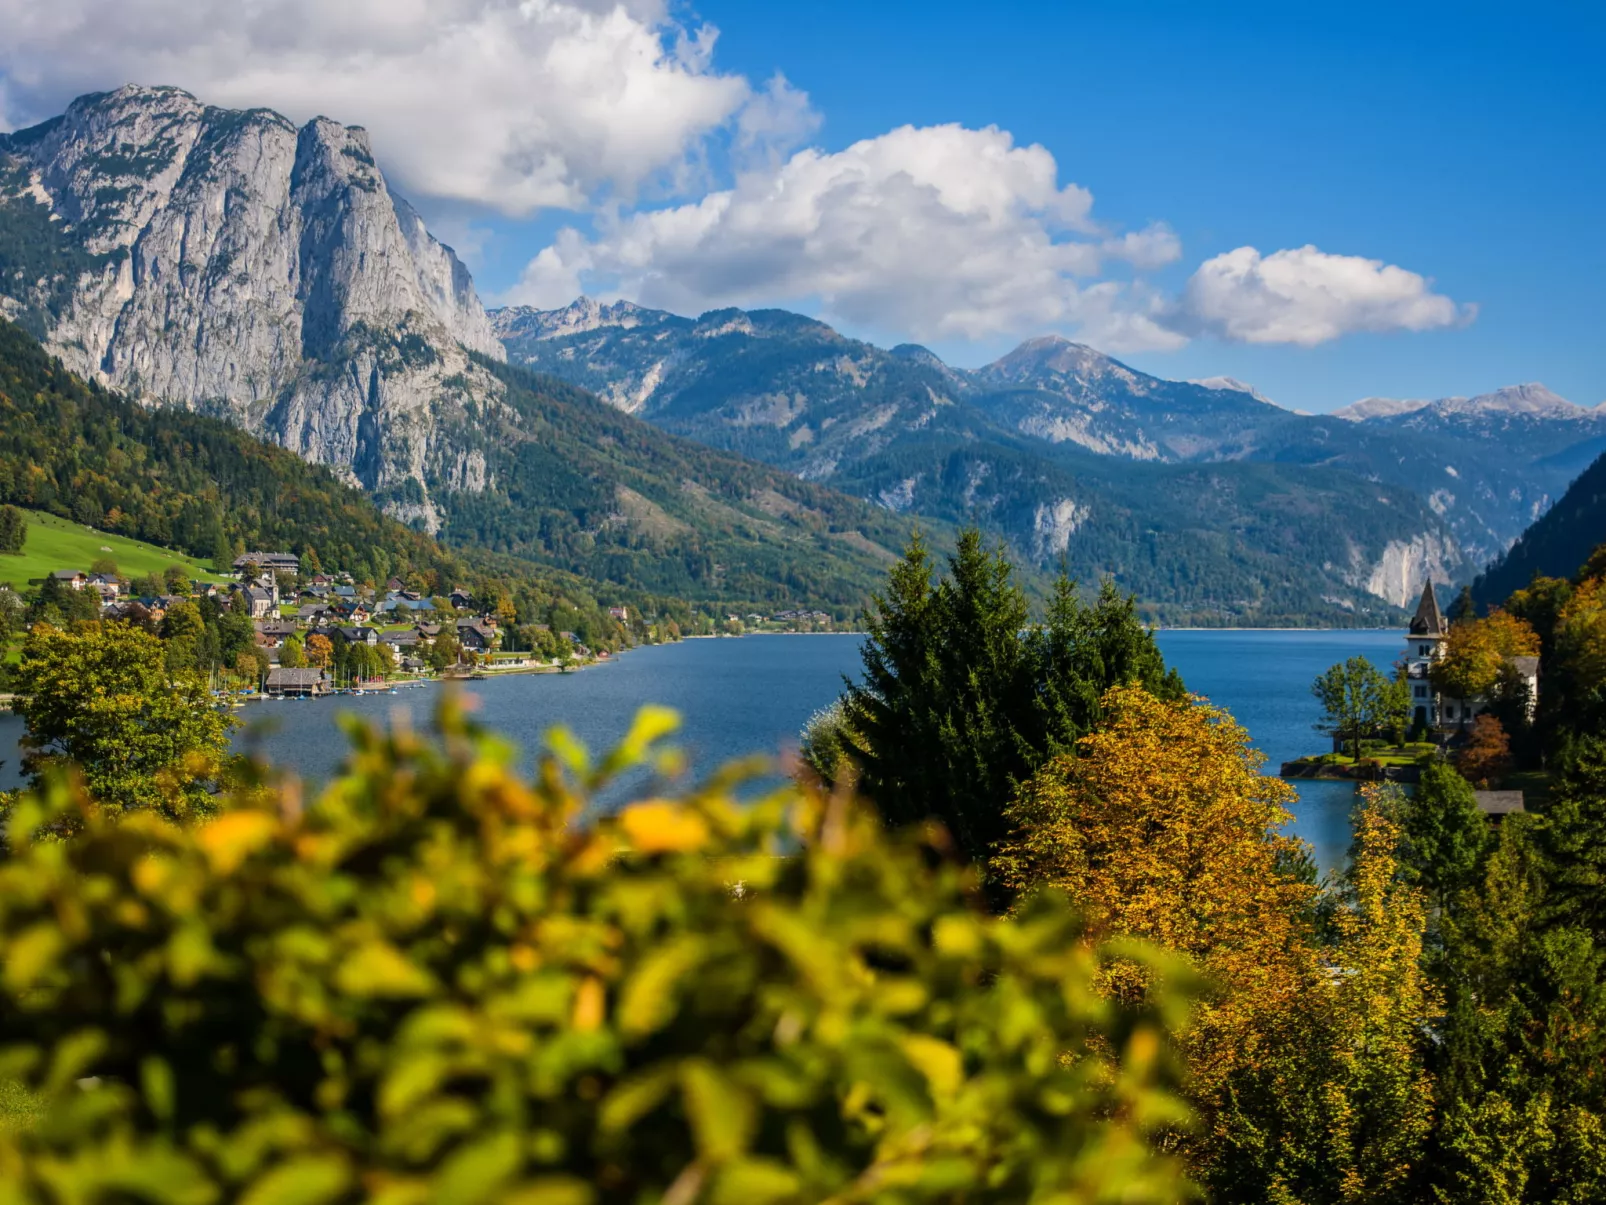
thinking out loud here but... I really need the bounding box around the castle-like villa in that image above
[1402,582,1538,732]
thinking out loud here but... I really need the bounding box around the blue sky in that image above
[2,0,1600,411]
[471,0,1606,410]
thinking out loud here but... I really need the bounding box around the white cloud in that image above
[1171,244,1473,346]
[734,73,822,166]
[0,0,771,215]
[509,123,1186,350]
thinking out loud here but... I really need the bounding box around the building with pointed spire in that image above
[1403,581,1449,728]
[1402,581,1539,732]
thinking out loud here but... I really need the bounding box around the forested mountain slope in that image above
[498,298,1605,577]
[497,301,1480,620]
[1474,448,1606,605]
[0,88,926,613]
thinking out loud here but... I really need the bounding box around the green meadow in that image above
[0,509,226,590]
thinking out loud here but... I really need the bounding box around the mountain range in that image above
[495,298,1606,601]
[2,84,1600,624]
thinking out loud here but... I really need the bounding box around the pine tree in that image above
[844,530,1182,889]
[1538,734,1606,936]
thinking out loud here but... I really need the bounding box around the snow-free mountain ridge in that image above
[495,296,1605,581]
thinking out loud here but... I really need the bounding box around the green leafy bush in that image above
[0,702,1195,1203]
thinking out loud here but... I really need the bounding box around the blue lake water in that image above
[0,629,1404,872]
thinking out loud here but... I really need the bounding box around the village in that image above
[42,551,622,698]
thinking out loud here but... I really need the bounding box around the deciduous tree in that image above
[10,622,233,822]
[1457,714,1513,787]
[1433,610,1542,701]
[1311,655,1399,762]
[996,685,1318,1142]
[305,632,334,669]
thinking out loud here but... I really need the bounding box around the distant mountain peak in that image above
[1188,376,1277,407]
[1334,383,1591,424]
[890,343,948,368]
[490,296,672,341]
[1332,397,1434,422]
[981,335,1132,384]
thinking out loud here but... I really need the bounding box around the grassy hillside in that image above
[0,509,225,590]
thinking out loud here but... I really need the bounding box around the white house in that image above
[1402,583,1539,732]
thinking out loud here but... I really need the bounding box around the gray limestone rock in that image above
[0,85,507,531]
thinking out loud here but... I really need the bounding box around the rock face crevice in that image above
[0,85,506,530]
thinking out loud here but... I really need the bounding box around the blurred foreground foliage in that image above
[0,698,1197,1203]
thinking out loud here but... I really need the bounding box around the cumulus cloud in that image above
[509,123,1186,350]
[1170,244,1473,345]
[0,0,774,215]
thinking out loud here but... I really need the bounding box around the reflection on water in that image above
[0,629,1401,872]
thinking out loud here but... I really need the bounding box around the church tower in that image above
[1404,581,1447,727]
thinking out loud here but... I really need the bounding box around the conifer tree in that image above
[844,529,1181,883]
[0,504,25,554]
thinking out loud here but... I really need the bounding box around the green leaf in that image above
[501,1177,596,1205]
[710,1157,803,1205]
[617,936,705,1037]
[598,1065,679,1135]
[5,923,63,994]
[238,1155,351,1205]
[681,1060,755,1164]
[430,1130,523,1205]
[141,1056,175,1124]
[335,942,437,998]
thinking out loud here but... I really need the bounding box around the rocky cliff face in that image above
[0,85,504,528]
[1350,533,1461,609]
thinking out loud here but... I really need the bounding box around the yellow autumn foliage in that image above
[995,686,1320,1142]
[0,698,1197,1204]
[1432,609,1541,701]
[1557,576,1606,689]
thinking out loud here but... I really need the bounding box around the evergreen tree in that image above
[843,530,1181,884]
[26,573,99,626]
[1537,734,1606,936]
[1450,583,1477,622]
[0,504,25,554]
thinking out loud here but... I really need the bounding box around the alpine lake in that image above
[0,629,1404,873]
